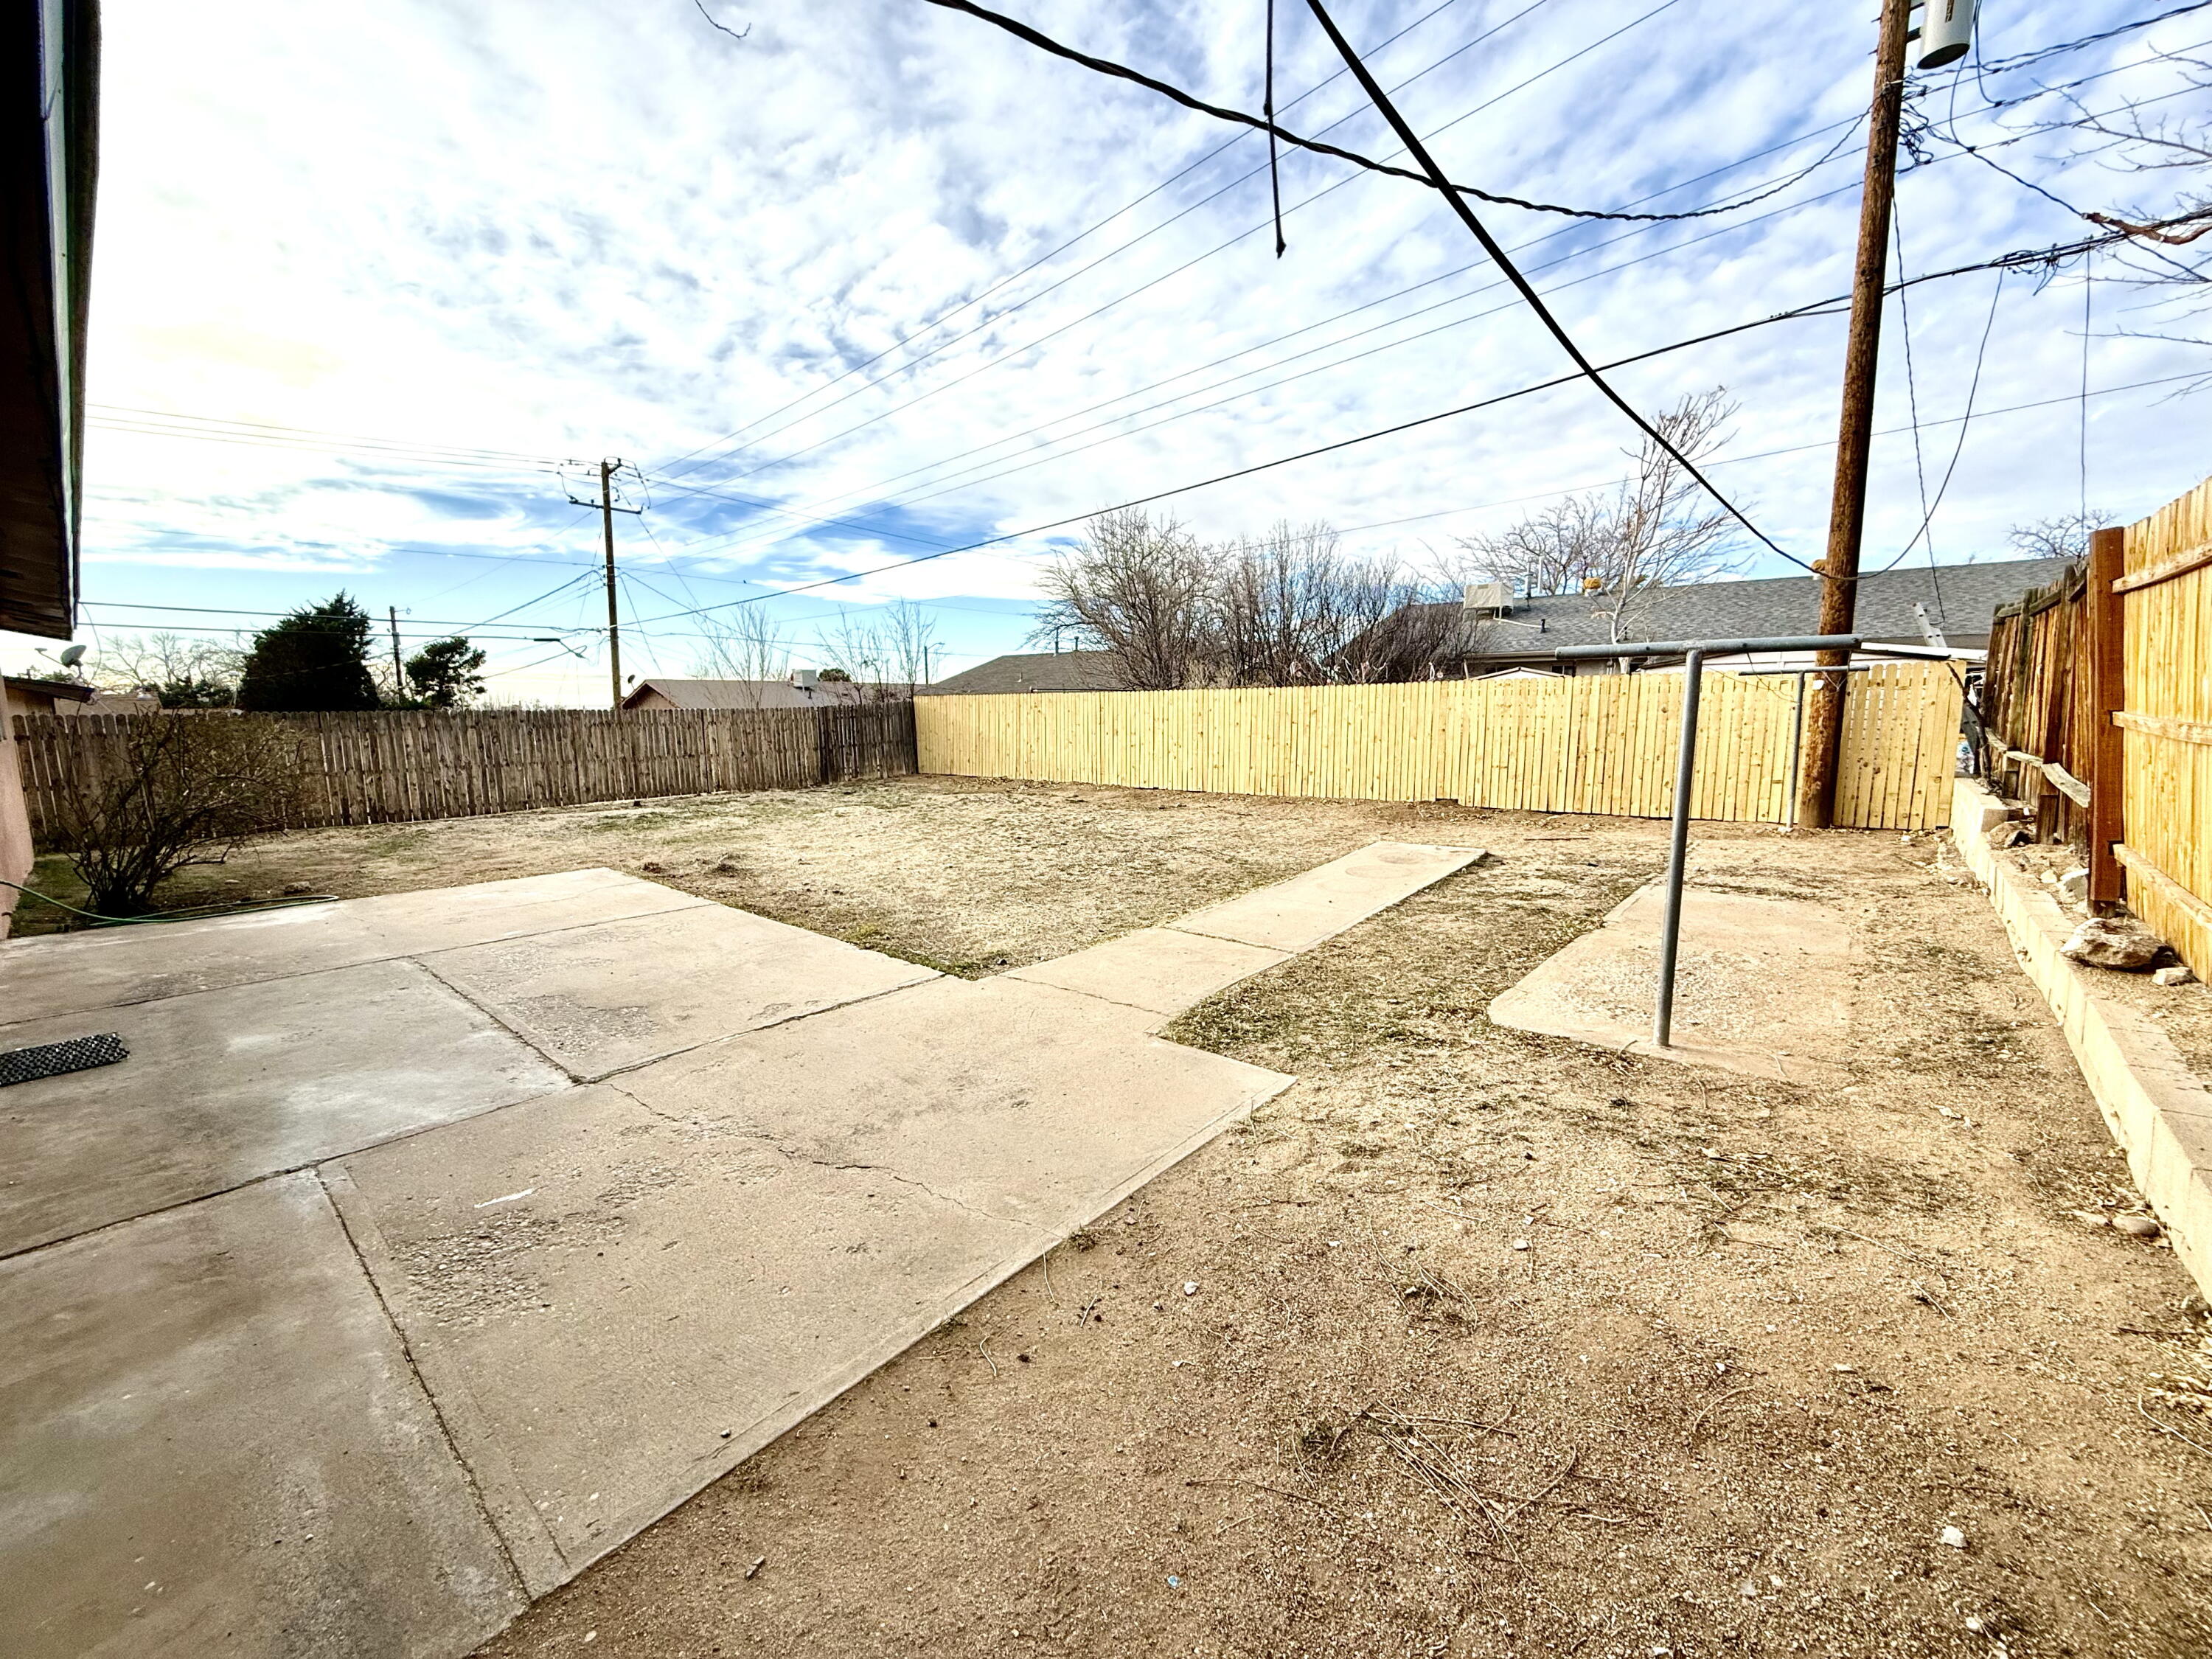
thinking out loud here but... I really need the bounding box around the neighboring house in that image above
[926,650,1123,695]
[620,674,899,712]
[1414,558,2073,675]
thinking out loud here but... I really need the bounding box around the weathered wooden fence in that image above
[11,702,917,843]
[1984,561,2096,844]
[918,661,1962,830]
[1973,474,2212,981]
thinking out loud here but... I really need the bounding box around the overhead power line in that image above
[648,0,1500,479]
[1976,0,2212,74]
[619,219,2176,632]
[919,0,1806,226]
[1297,0,1800,569]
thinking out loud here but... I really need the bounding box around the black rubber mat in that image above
[0,1033,130,1087]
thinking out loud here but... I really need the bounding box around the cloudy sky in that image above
[8,0,2208,701]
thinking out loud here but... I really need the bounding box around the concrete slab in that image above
[333,975,1289,1581]
[0,958,570,1256]
[1486,883,1854,1083]
[417,903,938,1080]
[618,975,1293,1235]
[0,1173,524,1659]
[0,869,707,1023]
[1172,841,1484,952]
[1005,926,1290,1018]
[330,1083,1052,1578]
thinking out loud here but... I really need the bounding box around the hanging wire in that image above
[1265,0,1286,257]
[1891,201,1948,631]
[1879,268,2008,572]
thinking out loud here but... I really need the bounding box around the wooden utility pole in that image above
[1798,0,1916,829]
[599,458,622,710]
[388,605,406,699]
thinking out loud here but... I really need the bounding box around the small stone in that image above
[2114,1214,2163,1239]
[2058,868,2090,903]
[1987,822,2027,849]
[2153,965,2197,987]
[1183,1281,1198,1296]
[1940,1525,1968,1549]
[2060,918,2163,971]
[280,882,313,896]
[1965,1615,1985,1633]
[1511,1239,1531,1252]
[1739,1579,1759,1599]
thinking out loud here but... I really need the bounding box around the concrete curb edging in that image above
[1950,777,2212,1298]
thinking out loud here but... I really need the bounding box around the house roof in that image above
[0,1,97,640]
[926,650,1123,695]
[1431,557,2075,661]
[620,678,891,711]
[3,674,94,706]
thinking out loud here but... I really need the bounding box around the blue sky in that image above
[5,0,2208,702]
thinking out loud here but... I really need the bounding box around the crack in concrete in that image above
[597,1079,1023,1227]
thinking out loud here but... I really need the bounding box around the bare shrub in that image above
[46,716,310,917]
[1033,508,1217,689]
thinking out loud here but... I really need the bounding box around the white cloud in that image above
[18,0,2202,700]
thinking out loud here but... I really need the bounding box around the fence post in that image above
[2087,525,2127,911]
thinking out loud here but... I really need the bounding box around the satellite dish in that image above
[57,644,87,667]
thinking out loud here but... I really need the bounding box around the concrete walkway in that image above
[1486,880,1854,1083]
[0,843,1480,1657]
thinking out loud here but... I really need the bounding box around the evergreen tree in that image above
[236,593,380,712]
[403,636,488,709]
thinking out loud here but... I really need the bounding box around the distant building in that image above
[926,650,1122,695]
[620,674,899,712]
[1411,558,2073,675]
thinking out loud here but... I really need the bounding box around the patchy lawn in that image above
[31,779,2212,1656]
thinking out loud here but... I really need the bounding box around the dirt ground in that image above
[27,779,2212,1656]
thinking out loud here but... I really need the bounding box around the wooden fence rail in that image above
[10,702,917,844]
[1972,473,2212,982]
[917,663,1962,831]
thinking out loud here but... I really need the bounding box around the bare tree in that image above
[691,607,790,706]
[1032,508,1216,689]
[2008,509,2114,563]
[46,716,309,917]
[880,600,939,692]
[1452,389,1745,643]
[89,631,246,707]
[1211,522,1344,686]
[1328,555,1458,683]
[1453,495,1612,599]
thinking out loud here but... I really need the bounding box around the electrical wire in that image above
[1298,0,1801,569]
[1975,0,2212,75]
[921,0,1809,224]
[650,0,1501,479]
[1877,268,2006,574]
[667,0,1677,493]
[1890,201,1946,631]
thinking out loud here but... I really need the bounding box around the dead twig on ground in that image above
[1685,1385,1755,1445]
[2138,1397,2212,1461]
[978,1335,999,1377]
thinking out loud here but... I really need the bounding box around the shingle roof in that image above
[925,650,1124,695]
[621,678,885,710]
[1431,557,2073,660]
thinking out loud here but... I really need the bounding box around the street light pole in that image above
[1798,0,1918,829]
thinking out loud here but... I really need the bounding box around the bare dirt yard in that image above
[30,778,2212,1656]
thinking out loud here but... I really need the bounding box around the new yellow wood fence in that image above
[918,661,1961,830]
[2118,475,2212,978]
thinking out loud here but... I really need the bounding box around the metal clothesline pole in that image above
[1552,634,1860,1048]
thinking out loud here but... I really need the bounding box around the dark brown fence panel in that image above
[9,703,918,846]
[1982,562,2095,848]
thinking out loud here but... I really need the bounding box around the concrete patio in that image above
[0,843,1481,1658]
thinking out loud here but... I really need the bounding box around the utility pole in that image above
[1798,0,1916,829]
[388,605,406,700]
[599,458,622,711]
